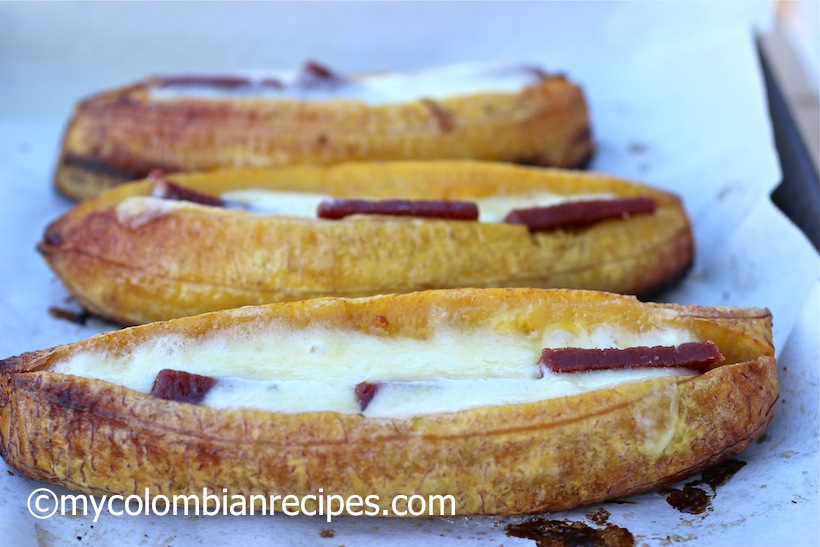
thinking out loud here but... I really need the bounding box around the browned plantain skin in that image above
[55,73,593,200]
[39,161,694,325]
[0,289,776,516]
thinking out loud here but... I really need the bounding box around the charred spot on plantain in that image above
[36,380,114,416]
[192,445,223,470]
[572,125,592,146]
[60,152,169,182]
[420,98,455,132]
[0,376,12,409]
[43,231,63,247]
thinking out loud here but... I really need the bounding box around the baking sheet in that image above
[1,2,818,545]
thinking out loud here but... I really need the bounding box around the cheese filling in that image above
[148,62,546,104]
[51,324,697,418]
[114,190,616,227]
[222,189,615,222]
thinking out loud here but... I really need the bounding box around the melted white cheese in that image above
[220,189,614,223]
[221,190,328,217]
[115,197,187,228]
[52,324,696,417]
[148,62,544,104]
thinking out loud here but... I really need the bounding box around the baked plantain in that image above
[40,161,694,325]
[0,288,777,515]
[55,62,592,200]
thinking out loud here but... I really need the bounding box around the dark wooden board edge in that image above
[759,39,820,251]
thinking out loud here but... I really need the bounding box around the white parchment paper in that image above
[0,2,817,545]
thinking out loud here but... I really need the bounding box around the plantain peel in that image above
[54,62,592,200]
[39,161,694,325]
[0,289,777,515]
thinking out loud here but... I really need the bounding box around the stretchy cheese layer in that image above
[51,323,695,418]
[115,190,616,227]
[148,63,545,104]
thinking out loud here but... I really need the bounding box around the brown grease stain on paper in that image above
[660,459,747,514]
[506,516,634,546]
